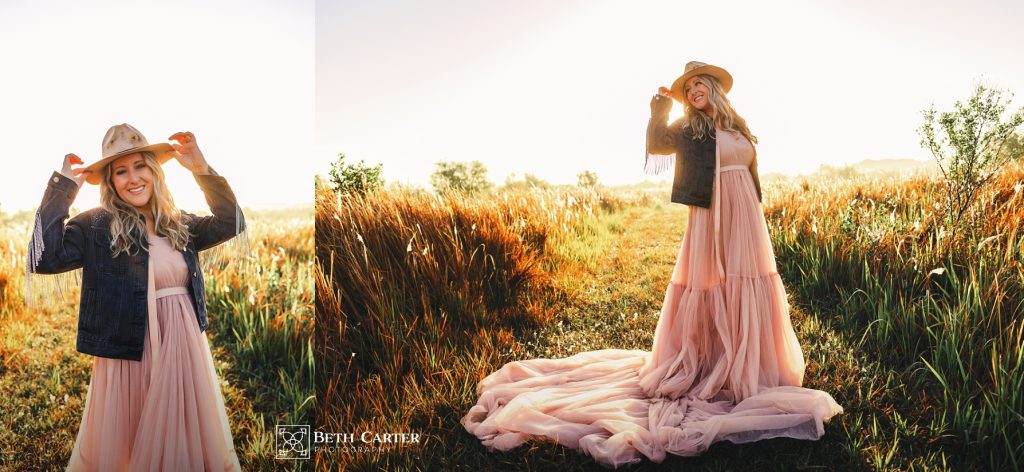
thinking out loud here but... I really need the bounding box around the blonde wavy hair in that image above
[100,151,191,257]
[680,74,758,145]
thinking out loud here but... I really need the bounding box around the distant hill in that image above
[608,180,671,191]
[606,158,939,190]
[805,158,938,180]
[853,158,937,174]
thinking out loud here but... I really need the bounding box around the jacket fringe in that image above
[21,210,80,308]
[644,118,675,176]
[644,153,675,176]
[24,208,44,308]
[197,202,252,276]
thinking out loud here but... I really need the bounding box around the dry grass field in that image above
[316,161,1023,470]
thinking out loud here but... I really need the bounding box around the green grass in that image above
[764,165,1024,471]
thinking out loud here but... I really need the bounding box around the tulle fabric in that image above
[637,167,805,404]
[66,236,241,471]
[462,143,843,468]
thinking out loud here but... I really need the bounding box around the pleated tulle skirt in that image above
[65,290,241,472]
[461,167,843,468]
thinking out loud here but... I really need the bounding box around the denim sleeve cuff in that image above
[47,171,81,201]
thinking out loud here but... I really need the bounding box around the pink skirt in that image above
[66,286,241,471]
[461,167,843,468]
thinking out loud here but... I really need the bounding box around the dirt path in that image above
[522,202,689,359]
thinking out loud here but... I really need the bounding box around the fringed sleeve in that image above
[186,166,250,276]
[644,132,675,175]
[188,166,247,252]
[25,172,87,306]
[645,95,677,176]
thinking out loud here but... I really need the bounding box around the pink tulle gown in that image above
[66,235,242,471]
[461,128,843,468]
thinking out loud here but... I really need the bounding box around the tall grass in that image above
[763,164,1024,470]
[204,207,315,464]
[315,164,1024,469]
[314,184,650,468]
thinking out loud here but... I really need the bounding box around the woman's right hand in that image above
[60,153,90,187]
[651,89,673,113]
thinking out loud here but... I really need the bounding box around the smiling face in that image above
[683,76,712,112]
[108,153,154,209]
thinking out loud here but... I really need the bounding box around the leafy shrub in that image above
[430,160,492,194]
[917,83,1024,233]
[577,170,599,188]
[328,153,384,196]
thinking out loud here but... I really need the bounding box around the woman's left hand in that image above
[169,131,212,174]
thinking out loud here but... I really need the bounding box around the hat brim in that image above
[670,65,733,106]
[83,143,177,185]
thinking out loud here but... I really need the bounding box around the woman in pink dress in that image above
[461,62,844,468]
[29,124,244,471]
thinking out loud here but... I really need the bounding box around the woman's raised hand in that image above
[169,131,211,175]
[651,86,675,112]
[658,86,682,101]
[60,153,90,187]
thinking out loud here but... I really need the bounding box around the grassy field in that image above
[0,206,314,471]
[764,163,1024,471]
[317,163,1023,471]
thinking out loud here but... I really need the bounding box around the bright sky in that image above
[0,0,313,213]
[315,0,1024,187]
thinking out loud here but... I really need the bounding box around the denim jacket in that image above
[29,170,245,361]
[647,95,763,207]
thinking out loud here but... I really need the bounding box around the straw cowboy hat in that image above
[670,61,734,105]
[82,123,177,185]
